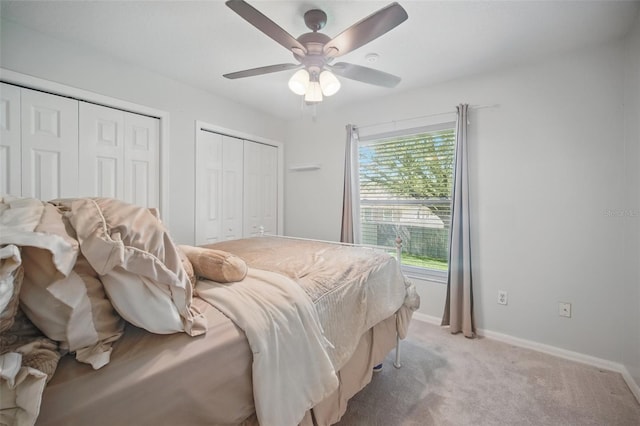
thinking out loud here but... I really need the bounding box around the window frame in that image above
[356,121,456,283]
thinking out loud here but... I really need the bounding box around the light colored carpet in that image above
[335,320,640,426]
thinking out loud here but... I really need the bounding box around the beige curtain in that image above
[442,104,475,337]
[340,125,359,243]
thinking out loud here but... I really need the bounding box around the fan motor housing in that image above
[294,32,332,71]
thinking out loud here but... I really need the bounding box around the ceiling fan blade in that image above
[324,2,408,58]
[226,0,307,56]
[329,62,401,88]
[224,63,301,79]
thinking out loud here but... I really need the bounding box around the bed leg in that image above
[394,236,403,369]
[394,333,402,369]
[395,236,402,263]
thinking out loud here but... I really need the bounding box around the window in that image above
[357,123,456,278]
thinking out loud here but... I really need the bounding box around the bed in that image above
[0,196,419,426]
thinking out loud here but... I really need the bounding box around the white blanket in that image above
[196,268,338,426]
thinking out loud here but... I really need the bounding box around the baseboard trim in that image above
[410,313,640,403]
[412,312,441,325]
[621,368,640,403]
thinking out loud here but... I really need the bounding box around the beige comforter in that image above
[207,237,419,370]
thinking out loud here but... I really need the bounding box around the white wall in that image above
[284,39,634,366]
[0,19,286,244]
[622,13,640,389]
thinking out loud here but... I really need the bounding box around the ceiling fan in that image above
[223,0,408,103]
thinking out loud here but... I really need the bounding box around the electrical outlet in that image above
[559,302,571,318]
[498,290,508,305]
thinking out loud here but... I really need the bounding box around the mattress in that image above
[37,298,399,426]
[37,298,254,426]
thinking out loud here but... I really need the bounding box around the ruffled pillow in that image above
[178,245,247,283]
[64,198,207,336]
[1,197,123,369]
[17,202,124,369]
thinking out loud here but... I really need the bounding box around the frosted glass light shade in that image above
[304,81,323,103]
[319,71,341,96]
[288,69,310,95]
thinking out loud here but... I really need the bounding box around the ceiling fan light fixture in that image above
[304,81,323,103]
[288,69,310,95]
[319,70,341,96]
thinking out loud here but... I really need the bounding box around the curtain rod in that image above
[355,103,498,131]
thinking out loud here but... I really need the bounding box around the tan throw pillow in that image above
[178,245,247,283]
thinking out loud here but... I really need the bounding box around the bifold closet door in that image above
[261,144,278,235]
[0,83,21,196]
[221,136,244,240]
[196,131,223,245]
[243,141,277,237]
[79,102,159,207]
[21,87,78,200]
[79,102,125,199]
[124,111,159,208]
[195,131,244,245]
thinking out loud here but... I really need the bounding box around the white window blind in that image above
[358,125,456,271]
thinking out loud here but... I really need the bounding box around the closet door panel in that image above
[243,141,278,237]
[21,88,78,199]
[260,144,278,235]
[124,112,159,208]
[195,131,223,245]
[222,136,244,240]
[243,140,262,237]
[79,102,125,199]
[0,83,21,196]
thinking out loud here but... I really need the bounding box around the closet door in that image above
[243,141,261,237]
[260,144,278,235]
[124,112,159,208]
[79,102,125,199]
[21,88,78,200]
[195,131,245,244]
[0,83,21,196]
[243,141,278,237]
[195,131,223,245]
[221,136,244,240]
[79,102,159,207]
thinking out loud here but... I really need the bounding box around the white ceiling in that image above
[1,0,638,120]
